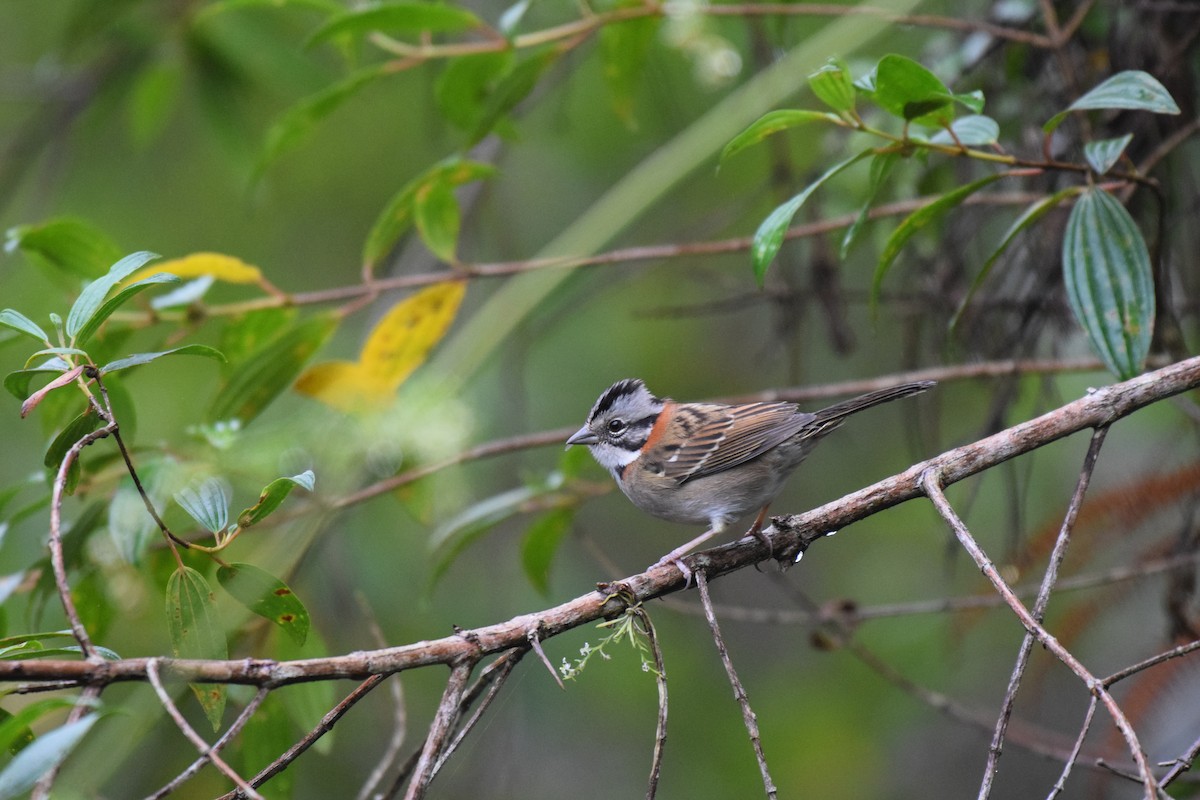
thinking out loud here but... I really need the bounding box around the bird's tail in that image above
[812,380,935,423]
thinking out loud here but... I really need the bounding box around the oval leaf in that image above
[721,109,842,163]
[65,251,160,340]
[0,310,49,344]
[752,149,873,284]
[1062,188,1155,379]
[174,478,230,534]
[100,344,225,374]
[0,713,98,800]
[44,407,102,495]
[808,57,856,114]
[1083,134,1134,175]
[413,179,460,262]
[130,252,263,286]
[216,563,310,646]
[4,217,124,279]
[929,115,1000,147]
[295,283,465,412]
[5,359,70,402]
[869,54,956,125]
[166,566,228,730]
[236,470,315,529]
[20,366,85,419]
[1045,70,1181,133]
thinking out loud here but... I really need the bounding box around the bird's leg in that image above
[651,526,723,587]
[747,506,773,555]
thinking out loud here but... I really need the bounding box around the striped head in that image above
[566,379,665,476]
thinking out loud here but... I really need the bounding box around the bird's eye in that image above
[607,419,626,434]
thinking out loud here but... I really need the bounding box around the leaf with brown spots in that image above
[216,563,309,646]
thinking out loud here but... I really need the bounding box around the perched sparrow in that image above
[567,378,934,581]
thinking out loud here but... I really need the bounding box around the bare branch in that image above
[980,427,1109,798]
[695,571,776,799]
[921,471,1159,799]
[403,660,474,800]
[145,659,262,800]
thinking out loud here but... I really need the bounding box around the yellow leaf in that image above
[295,281,466,413]
[129,252,263,285]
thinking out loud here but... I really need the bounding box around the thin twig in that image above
[634,606,668,800]
[1046,697,1098,799]
[695,571,777,799]
[432,650,526,775]
[979,427,1109,798]
[403,660,474,800]
[921,470,1160,800]
[218,674,389,800]
[48,423,114,657]
[146,687,270,800]
[144,659,262,800]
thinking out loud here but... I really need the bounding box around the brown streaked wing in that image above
[663,402,812,483]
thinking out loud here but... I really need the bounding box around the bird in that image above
[566,378,934,582]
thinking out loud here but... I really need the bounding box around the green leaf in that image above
[209,314,337,424]
[1062,188,1155,380]
[751,149,874,284]
[1083,134,1134,175]
[435,51,515,132]
[44,407,101,495]
[720,109,843,163]
[413,179,461,262]
[520,507,574,596]
[468,47,560,145]
[868,54,959,125]
[100,344,225,374]
[808,57,856,114]
[1044,70,1181,134]
[0,713,98,800]
[237,470,315,529]
[0,310,49,344]
[73,272,181,345]
[362,159,495,271]
[217,563,310,646]
[259,64,391,175]
[166,566,228,731]
[4,217,124,279]
[928,115,1000,147]
[841,151,899,259]
[951,188,1079,330]
[22,348,89,370]
[305,2,482,48]
[174,478,230,534]
[872,172,1006,308]
[65,251,160,340]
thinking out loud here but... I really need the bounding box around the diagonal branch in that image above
[921,471,1159,800]
[2,357,1199,692]
[978,426,1109,798]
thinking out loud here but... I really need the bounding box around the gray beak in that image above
[566,425,599,448]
